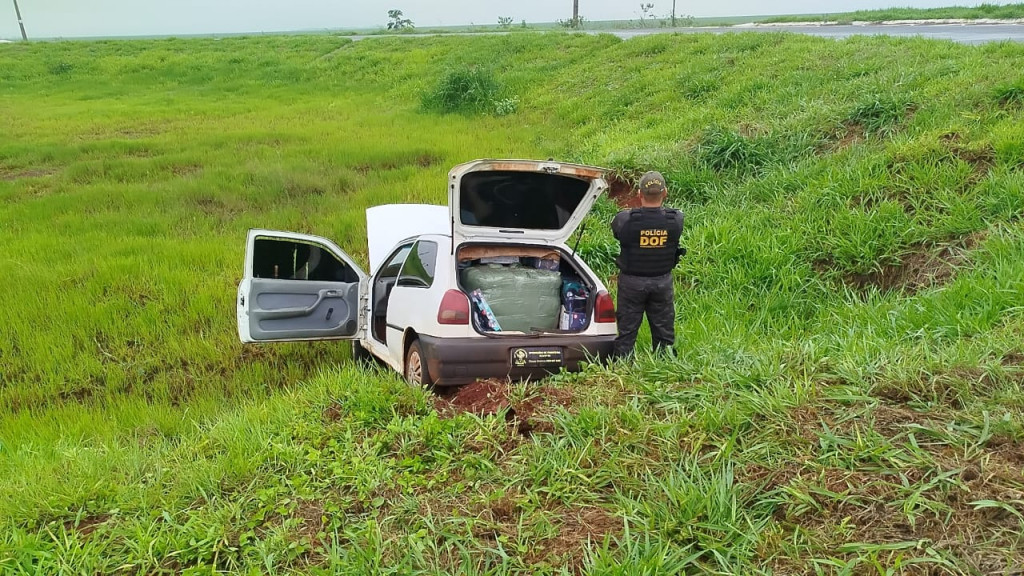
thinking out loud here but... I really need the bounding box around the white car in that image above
[236,159,618,386]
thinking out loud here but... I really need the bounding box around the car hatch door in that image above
[448,159,608,245]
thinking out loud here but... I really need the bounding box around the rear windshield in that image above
[459,171,590,230]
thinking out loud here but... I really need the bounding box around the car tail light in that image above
[437,289,470,325]
[595,290,616,323]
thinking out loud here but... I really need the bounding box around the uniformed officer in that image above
[611,171,684,358]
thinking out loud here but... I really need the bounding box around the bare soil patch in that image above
[816,230,986,295]
[749,398,1024,574]
[835,122,866,151]
[433,379,575,436]
[0,168,58,181]
[434,379,511,416]
[293,498,328,559]
[462,493,619,574]
[282,181,325,199]
[353,153,442,176]
[62,513,111,538]
[528,507,619,572]
[193,194,240,219]
[605,172,641,209]
[171,164,202,178]
[943,132,997,181]
[999,352,1024,367]
[74,127,164,141]
[322,401,344,423]
[816,121,868,154]
[818,121,868,155]
[876,353,1024,411]
[415,153,441,168]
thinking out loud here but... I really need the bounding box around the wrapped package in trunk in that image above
[461,264,562,332]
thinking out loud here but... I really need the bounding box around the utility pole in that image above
[672,0,677,27]
[572,0,579,28]
[12,0,27,40]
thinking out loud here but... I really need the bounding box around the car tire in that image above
[404,339,433,387]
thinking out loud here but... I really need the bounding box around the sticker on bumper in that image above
[511,347,563,368]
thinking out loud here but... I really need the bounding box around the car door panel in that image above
[248,279,360,340]
[238,229,366,343]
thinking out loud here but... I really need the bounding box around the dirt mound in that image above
[606,172,640,209]
[433,379,575,435]
[435,379,511,415]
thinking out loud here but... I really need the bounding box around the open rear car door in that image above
[237,229,367,343]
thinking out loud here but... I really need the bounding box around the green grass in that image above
[1,30,1024,574]
[357,15,758,35]
[763,2,1024,23]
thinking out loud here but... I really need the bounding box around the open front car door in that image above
[237,229,367,343]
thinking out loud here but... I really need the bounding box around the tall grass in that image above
[1,31,1023,573]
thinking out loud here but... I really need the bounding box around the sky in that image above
[0,0,1015,39]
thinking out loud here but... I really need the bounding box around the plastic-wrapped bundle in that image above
[461,264,562,332]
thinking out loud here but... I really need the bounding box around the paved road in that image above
[616,23,1024,45]
[352,23,1024,45]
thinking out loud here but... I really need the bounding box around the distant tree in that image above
[498,16,514,29]
[638,3,655,27]
[558,15,586,28]
[561,0,584,29]
[387,9,415,31]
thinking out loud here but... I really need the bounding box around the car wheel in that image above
[404,340,433,387]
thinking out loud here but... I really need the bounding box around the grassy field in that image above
[358,15,758,35]
[1,30,1024,574]
[764,2,1024,23]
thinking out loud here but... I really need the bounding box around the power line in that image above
[12,0,27,40]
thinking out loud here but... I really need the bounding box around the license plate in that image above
[510,347,563,368]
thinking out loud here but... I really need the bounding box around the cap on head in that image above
[638,171,667,197]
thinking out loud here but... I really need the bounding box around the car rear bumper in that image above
[418,334,615,386]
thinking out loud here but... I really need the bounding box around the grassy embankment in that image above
[764,2,1024,23]
[361,15,755,36]
[2,31,1024,574]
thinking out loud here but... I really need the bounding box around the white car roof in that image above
[366,204,449,274]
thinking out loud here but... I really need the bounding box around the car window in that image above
[377,243,413,280]
[397,240,437,288]
[252,237,358,283]
[459,171,590,230]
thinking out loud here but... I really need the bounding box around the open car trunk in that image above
[449,160,608,246]
[456,244,594,335]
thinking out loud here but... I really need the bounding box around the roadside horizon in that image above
[3,3,1024,42]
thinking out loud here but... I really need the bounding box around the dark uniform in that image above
[611,178,684,358]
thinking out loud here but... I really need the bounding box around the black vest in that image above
[617,208,683,277]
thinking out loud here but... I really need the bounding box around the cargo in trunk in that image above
[460,264,562,333]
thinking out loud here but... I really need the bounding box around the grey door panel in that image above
[249,278,360,340]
